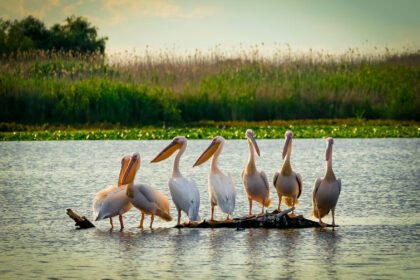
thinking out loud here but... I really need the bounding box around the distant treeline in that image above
[0,16,107,55]
[0,48,419,125]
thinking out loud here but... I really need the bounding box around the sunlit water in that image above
[0,139,419,279]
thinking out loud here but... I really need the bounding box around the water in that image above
[0,139,419,279]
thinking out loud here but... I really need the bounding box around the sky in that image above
[1,0,419,53]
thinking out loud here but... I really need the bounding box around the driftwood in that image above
[66,208,95,229]
[175,207,334,229]
[66,207,333,230]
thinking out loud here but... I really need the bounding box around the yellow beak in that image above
[193,141,220,167]
[118,156,131,186]
[151,141,182,163]
[121,155,139,185]
[247,134,260,156]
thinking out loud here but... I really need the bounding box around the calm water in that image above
[0,139,419,279]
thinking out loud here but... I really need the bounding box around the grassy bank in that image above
[1,119,418,140]
[0,48,419,125]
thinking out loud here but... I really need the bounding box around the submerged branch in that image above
[175,208,334,229]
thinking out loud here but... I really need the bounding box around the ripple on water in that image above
[0,139,419,279]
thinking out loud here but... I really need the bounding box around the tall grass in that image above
[1,46,419,125]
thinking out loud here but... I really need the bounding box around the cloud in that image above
[102,0,218,25]
[0,0,60,19]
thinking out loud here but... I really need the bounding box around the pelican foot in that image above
[287,213,297,218]
[242,214,256,219]
[318,221,327,227]
[256,212,265,217]
[332,223,338,227]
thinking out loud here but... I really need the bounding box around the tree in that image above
[0,15,107,55]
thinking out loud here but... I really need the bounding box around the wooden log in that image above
[175,207,335,229]
[66,208,95,229]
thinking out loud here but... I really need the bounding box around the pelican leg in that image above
[139,212,145,229]
[277,195,282,212]
[243,198,255,218]
[210,205,215,221]
[109,217,114,228]
[225,214,230,221]
[177,210,181,226]
[256,199,265,217]
[249,198,253,216]
[150,214,154,229]
[317,208,326,227]
[332,209,337,227]
[119,214,124,229]
[288,199,297,218]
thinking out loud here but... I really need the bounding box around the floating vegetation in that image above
[1,120,418,140]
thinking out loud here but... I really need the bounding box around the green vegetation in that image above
[1,120,418,140]
[1,47,419,126]
[0,16,107,55]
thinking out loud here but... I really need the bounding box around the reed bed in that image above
[1,46,419,126]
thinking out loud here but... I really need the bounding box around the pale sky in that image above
[1,0,419,53]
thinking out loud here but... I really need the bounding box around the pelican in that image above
[241,129,272,217]
[311,137,341,227]
[92,155,133,229]
[193,136,236,221]
[150,136,200,225]
[123,152,172,229]
[273,131,303,217]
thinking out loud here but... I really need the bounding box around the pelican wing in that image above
[273,172,279,187]
[93,185,132,221]
[169,177,200,221]
[310,178,322,218]
[296,173,303,199]
[209,172,236,215]
[337,179,342,196]
[312,178,322,203]
[260,170,269,191]
[130,184,172,221]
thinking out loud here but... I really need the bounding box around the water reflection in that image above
[0,139,419,279]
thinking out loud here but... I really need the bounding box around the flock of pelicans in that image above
[93,129,341,229]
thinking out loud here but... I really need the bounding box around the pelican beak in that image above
[247,134,260,156]
[118,156,131,186]
[121,153,140,185]
[151,140,182,163]
[326,141,333,161]
[193,140,220,167]
[282,135,291,159]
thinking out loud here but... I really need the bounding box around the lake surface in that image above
[0,139,419,279]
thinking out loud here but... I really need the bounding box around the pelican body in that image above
[241,129,271,216]
[92,155,133,229]
[123,153,172,229]
[193,136,236,221]
[151,136,200,225]
[311,137,341,227]
[273,131,303,217]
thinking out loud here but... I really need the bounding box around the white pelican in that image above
[193,136,236,221]
[311,137,341,227]
[241,129,272,216]
[273,131,303,217]
[150,136,200,225]
[123,152,172,229]
[92,155,133,229]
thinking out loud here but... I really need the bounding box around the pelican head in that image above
[151,136,186,163]
[193,136,224,167]
[282,130,293,159]
[246,129,260,156]
[118,155,131,186]
[122,152,140,185]
[326,137,334,161]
